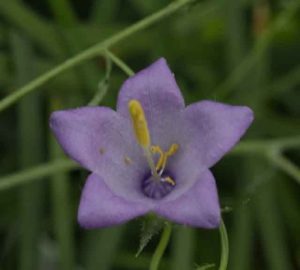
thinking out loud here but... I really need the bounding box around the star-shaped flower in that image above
[50,58,253,229]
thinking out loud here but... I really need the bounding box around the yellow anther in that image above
[128,100,151,147]
[151,144,179,172]
[164,176,176,186]
[166,144,179,157]
[159,143,179,171]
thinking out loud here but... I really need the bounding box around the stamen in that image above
[166,144,179,157]
[128,100,179,184]
[143,149,159,178]
[128,99,159,178]
[128,100,150,147]
[163,176,176,186]
[151,144,178,172]
[151,145,164,171]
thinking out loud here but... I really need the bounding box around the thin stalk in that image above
[88,54,112,106]
[150,222,172,270]
[231,135,300,155]
[229,204,253,270]
[255,171,293,270]
[219,219,229,270]
[144,147,160,179]
[0,159,77,191]
[0,0,201,112]
[229,159,254,270]
[49,124,75,270]
[268,153,300,184]
[106,50,135,76]
[267,65,300,96]
[172,227,195,270]
[11,31,43,270]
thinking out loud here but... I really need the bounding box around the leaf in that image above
[135,214,165,257]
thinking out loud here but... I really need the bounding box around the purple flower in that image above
[50,58,253,229]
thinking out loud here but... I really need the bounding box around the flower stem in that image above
[88,54,112,106]
[150,222,172,270]
[268,153,300,184]
[219,219,229,270]
[231,135,300,155]
[0,0,201,113]
[106,50,135,77]
[0,159,77,191]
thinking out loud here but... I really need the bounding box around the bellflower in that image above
[50,58,253,229]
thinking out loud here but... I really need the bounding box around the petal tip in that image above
[240,104,254,117]
[49,110,70,131]
[240,106,255,130]
[150,57,171,72]
[153,57,167,66]
[245,106,254,123]
[204,210,221,229]
[77,212,92,229]
[49,110,64,136]
[49,111,59,128]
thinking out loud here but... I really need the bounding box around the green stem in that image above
[172,227,194,270]
[219,219,229,270]
[0,0,200,112]
[88,54,112,106]
[50,131,75,270]
[254,163,293,270]
[12,31,43,270]
[231,135,300,155]
[106,50,135,76]
[150,222,172,270]
[0,159,77,191]
[268,153,300,184]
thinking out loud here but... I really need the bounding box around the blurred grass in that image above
[11,31,44,270]
[172,227,195,270]
[49,135,75,270]
[0,0,300,269]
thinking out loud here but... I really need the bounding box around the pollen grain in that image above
[124,156,133,165]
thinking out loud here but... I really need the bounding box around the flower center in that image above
[141,171,176,199]
[128,99,179,198]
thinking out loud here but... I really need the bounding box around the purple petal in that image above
[78,173,152,228]
[182,100,254,168]
[155,170,220,228]
[117,58,185,148]
[154,101,253,201]
[50,106,149,201]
